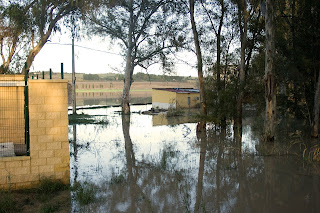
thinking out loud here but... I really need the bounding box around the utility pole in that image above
[72,36,76,115]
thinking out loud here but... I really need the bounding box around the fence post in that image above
[42,71,45,79]
[50,68,52,79]
[24,63,30,156]
[61,63,64,79]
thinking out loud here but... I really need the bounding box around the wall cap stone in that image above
[29,80,68,83]
[0,156,30,162]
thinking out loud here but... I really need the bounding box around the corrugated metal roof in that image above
[152,88,200,94]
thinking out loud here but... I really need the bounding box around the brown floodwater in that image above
[69,105,320,213]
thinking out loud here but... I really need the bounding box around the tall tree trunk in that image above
[189,0,207,120]
[264,0,276,141]
[217,34,221,90]
[311,69,320,138]
[235,0,247,138]
[122,0,134,114]
[216,0,224,91]
[22,32,51,74]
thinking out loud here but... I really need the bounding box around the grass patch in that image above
[68,113,109,125]
[0,178,70,213]
[72,182,97,206]
[76,89,151,93]
[37,178,69,195]
[0,190,17,213]
[39,203,60,213]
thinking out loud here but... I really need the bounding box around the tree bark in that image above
[122,0,134,114]
[311,69,320,138]
[217,32,222,90]
[216,0,225,91]
[264,0,276,142]
[235,0,247,138]
[22,28,52,74]
[189,0,207,120]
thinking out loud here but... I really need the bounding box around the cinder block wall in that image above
[0,79,70,190]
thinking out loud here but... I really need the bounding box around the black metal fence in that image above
[0,75,28,157]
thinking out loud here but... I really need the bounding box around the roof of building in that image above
[152,88,200,94]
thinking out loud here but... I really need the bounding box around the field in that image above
[75,80,198,92]
[73,80,198,106]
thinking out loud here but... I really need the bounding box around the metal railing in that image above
[0,74,28,157]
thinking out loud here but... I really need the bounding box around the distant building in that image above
[152,88,200,109]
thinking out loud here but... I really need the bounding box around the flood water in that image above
[68,105,320,213]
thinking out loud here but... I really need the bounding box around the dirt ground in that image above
[1,189,71,213]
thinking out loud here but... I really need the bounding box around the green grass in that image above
[68,113,109,125]
[39,203,60,213]
[37,177,69,195]
[0,178,69,213]
[76,89,151,93]
[0,190,17,213]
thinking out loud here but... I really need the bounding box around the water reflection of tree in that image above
[121,114,156,212]
[194,127,207,213]
[77,113,320,212]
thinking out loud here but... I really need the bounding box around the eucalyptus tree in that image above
[189,0,207,120]
[230,0,262,137]
[232,0,248,138]
[87,0,186,114]
[199,0,231,90]
[263,0,276,141]
[23,0,89,74]
[0,1,33,73]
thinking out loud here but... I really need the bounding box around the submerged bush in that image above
[68,113,108,125]
[166,108,184,117]
[72,182,97,206]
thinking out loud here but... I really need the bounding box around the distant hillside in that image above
[29,71,197,82]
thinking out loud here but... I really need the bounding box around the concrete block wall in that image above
[0,79,70,190]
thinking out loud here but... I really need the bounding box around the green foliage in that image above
[72,182,97,206]
[205,77,237,125]
[166,108,184,117]
[83,74,100,81]
[86,0,187,74]
[36,178,69,202]
[68,113,109,125]
[39,203,60,213]
[133,72,188,82]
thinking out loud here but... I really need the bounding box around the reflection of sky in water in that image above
[242,124,259,153]
[69,105,201,185]
[68,105,319,212]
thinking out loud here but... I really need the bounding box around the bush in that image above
[72,182,97,206]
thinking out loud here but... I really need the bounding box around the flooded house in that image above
[152,88,200,109]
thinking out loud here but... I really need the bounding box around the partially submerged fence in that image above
[0,75,28,157]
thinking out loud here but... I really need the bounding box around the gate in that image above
[0,74,29,157]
